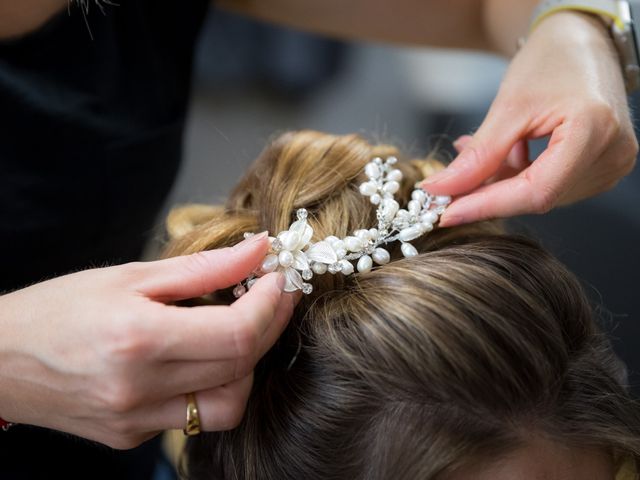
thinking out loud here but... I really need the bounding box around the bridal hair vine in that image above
[233,156,451,297]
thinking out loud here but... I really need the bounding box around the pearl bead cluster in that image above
[233,156,451,297]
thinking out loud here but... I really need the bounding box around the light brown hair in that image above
[164,131,640,479]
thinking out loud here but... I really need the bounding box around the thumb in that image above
[452,134,473,153]
[133,231,270,301]
[421,104,529,196]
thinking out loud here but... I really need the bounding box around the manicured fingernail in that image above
[422,168,457,187]
[453,135,472,150]
[439,214,464,228]
[232,231,268,251]
[424,149,478,188]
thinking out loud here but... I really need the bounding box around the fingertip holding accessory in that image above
[233,156,451,296]
[183,392,201,436]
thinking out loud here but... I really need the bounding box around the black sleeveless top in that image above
[0,1,208,478]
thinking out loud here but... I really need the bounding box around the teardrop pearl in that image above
[331,239,345,251]
[435,195,452,205]
[399,226,422,242]
[357,255,373,273]
[344,237,364,252]
[344,236,364,252]
[278,250,294,268]
[312,262,328,274]
[355,229,371,241]
[421,222,434,233]
[407,200,421,216]
[370,194,381,205]
[339,259,354,275]
[372,248,390,265]
[396,209,410,222]
[411,190,426,202]
[382,181,400,194]
[401,243,418,258]
[261,254,279,273]
[359,181,378,196]
[387,169,403,182]
[365,162,381,179]
[420,211,438,224]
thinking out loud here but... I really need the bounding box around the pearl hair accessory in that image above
[232,156,451,297]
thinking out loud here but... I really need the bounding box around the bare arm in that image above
[218,0,539,55]
[220,0,637,226]
[0,0,67,39]
[0,0,564,56]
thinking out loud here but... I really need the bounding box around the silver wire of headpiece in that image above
[232,156,451,297]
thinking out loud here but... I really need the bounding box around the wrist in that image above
[483,0,542,56]
[528,3,640,92]
[483,0,615,57]
[528,10,617,56]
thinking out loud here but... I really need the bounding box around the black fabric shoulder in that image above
[0,0,209,290]
[0,2,209,475]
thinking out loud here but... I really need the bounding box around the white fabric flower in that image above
[275,213,338,292]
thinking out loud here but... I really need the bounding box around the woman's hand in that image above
[0,233,293,449]
[422,11,638,226]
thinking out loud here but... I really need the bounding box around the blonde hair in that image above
[164,131,640,479]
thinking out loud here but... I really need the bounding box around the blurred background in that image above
[155,8,640,393]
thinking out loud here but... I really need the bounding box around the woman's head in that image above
[164,131,640,479]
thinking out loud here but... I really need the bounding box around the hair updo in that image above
[164,131,640,479]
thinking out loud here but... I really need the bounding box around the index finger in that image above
[421,100,529,196]
[157,272,286,361]
[438,121,591,225]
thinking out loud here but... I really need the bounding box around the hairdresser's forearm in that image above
[218,0,489,50]
[218,0,541,55]
[484,0,542,55]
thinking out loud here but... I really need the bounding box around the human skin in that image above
[0,235,294,448]
[0,1,636,225]
[0,0,636,448]
[425,11,637,227]
[219,0,637,226]
[443,436,615,480]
